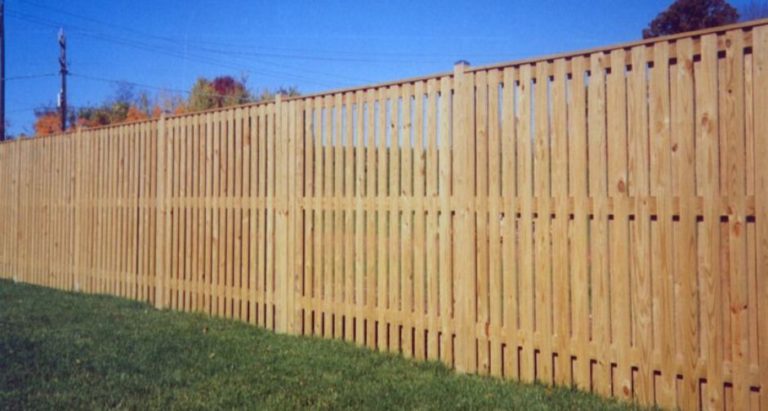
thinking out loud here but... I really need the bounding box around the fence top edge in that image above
[258,17,768,103]
[6,17,767,144]
[467,17,768,74]
[161,68,452,120]
[1,117,160,145]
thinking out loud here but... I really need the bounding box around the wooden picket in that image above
[1,19,767,410]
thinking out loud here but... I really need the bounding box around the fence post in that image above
[12,140,19,283]
[290,97,303,336]
[286,96,300,334]
[453,61,477,373]
[274,94,295,334]
[754,24,768,400]
[155,114,167,309]
[73,127,81,292]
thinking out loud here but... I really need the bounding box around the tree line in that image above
[32,75,299,136]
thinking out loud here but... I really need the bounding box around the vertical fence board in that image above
[752,24,768,411]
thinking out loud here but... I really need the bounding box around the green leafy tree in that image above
[254,86,301,102]
[75,85,149,128]
[187,78,217,111]
[643,0,739,39]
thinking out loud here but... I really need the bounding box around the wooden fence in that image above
[1,19,767,410]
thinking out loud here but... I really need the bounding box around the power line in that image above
[70,72,189,94]
[8,3,510,76]
[16,0,456,61]
[8,106,37,114]
[66,27,366,85]
[18,0,179,45]
[12,4,517,84]
[4,73,57,81]
[7,103,85,114]
[6,9,361,87]
[9,10,346,87]
[70,72,283,101]
[69,30,347,86]
[18,0,520,60]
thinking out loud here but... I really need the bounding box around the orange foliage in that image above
[173,103,187,115]
[34,113,62,136]
[125,106,148,122]
[77,117,100,129]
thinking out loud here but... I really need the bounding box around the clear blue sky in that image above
[3,0,751,136]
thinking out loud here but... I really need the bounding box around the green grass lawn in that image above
[0,279,641,410]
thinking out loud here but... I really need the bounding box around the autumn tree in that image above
[30,77,298,135]
[643,0,739,38]
[188,75,252,111]
[32,106,77,136]
[76,84,155,128]
[76,105,121,128]
[125,106,149,122]
[33,108,62,136]
[154,91,187,116]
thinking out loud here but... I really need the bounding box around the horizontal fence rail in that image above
[1,19,768,410]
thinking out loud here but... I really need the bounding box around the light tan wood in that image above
[453,62,476,373]
[534,61,553,384]
[205,111,214,316]
[486,69,502,377]
[387,85,400,352]
[475,69,489,374]
[248,106,258,324]
[672,36,699,410]
[517,63,534,383]
[550,58,569,387]
[437,75,453,366]
[352,91,364,344]
[568,55,590,392]
[376,87,388,350]
[156,115,168,308]
[424,78,439,361]
[313,96,323,336]
[191,114,201,312]
[182,115,191,312]
[412,82,426,360]
[343,91,355,343]
[500,66,518,380]
[213,110,222,317]
[606,47,631,400]
[649,41,675,408]
[275,96,290,332]
[364,88,377,349]
[752,24,768,411]
[589,51,611,397]
[400,83,414,357]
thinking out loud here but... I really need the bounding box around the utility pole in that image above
[58,28,67,132]
[1,0,6,141]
